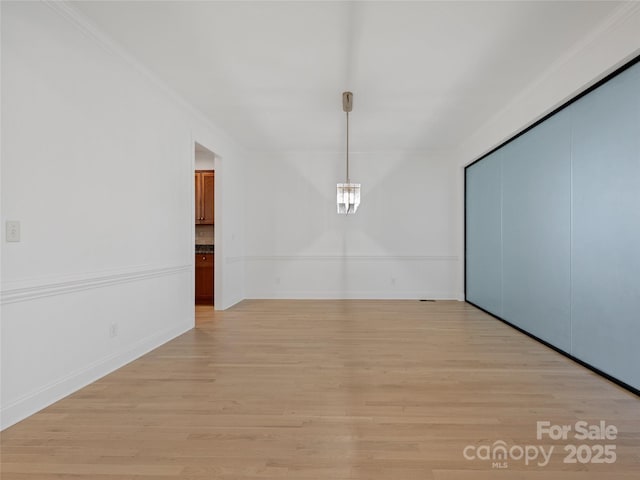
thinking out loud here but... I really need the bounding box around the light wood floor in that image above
[2,300,639,479]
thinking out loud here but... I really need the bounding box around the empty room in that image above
[1,1,639,479]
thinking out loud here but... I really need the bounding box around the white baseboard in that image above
[246,291,461,300]
[1,319,193,430]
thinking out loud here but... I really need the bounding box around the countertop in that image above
[195,244,214,254]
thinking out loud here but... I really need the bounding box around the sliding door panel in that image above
[571,62,640,388]
[501,112,572,350]
[466,152,502,316]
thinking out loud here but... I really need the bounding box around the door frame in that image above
[191,138,219,310]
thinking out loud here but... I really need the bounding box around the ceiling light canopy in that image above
[337,91,360,214]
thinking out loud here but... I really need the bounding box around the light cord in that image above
[346,111,350,183]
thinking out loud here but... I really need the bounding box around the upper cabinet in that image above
[195,170,215,225]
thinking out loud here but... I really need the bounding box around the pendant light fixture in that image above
[337,91,360,214]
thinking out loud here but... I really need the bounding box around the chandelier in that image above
[337,91,360,214]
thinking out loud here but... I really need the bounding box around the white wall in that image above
[0,1,245,429]
[243,5,640,303]
[244,150,461,299]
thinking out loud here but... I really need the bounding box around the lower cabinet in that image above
[195,254,214,305]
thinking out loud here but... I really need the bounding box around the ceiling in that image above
[70,1,623,152]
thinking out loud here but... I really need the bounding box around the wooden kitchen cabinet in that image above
[195,253,214,305]
[195,170,214,225]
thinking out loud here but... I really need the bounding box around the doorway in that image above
[194,142,215,317]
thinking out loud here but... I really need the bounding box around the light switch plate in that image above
[6,221,20,242]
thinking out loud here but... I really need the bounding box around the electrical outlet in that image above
[109,323,118,338]
[6,221,20,242]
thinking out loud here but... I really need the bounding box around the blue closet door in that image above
[571,62,640,388]
[466,151,503,316]
[501,111,572,351]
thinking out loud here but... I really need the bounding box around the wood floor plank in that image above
[1,300,638,478]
